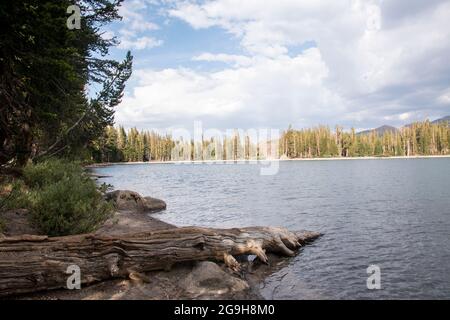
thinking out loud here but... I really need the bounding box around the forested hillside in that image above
[92,119,450,163]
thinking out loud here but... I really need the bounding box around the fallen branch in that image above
[0,226,320,297]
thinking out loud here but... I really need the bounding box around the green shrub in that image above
[0,179,30,211]
[3,159,113,236]
[29,172,113,236]
[23,159,85,189]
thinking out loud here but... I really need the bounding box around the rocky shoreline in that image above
[0,190,318,300]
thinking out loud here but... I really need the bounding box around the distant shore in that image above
[86,154,450,167]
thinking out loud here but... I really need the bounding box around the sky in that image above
[102,0,450,132]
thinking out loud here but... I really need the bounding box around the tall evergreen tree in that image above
[0,0,132,166]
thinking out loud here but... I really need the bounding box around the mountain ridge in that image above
[357,125,398,136]
[357,115,450,135]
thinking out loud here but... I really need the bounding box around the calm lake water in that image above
[95,158,450,299]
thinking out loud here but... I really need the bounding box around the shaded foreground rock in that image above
[143,196,167,212]
[0,209,39,237]
[16,260,265,300]
[181,262,249,298]
[105,190,166,213]
[15,252,295,300]
[95,210,175,237]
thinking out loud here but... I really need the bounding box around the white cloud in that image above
[116,0,450,129]
[116,48,346,129]
[164,0,450,127]
[437,89,450,105]
[115,0,162,50]
[118,36,163,50]
[168,2,217,29]
[101,31,115,41]
[119,0,160,31]
[399,112,411,121]
[193,53,253,67]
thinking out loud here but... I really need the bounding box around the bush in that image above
[0,179,30,211]
[4,159,113,236]
[29,174,113,236]
[23,160,85,189]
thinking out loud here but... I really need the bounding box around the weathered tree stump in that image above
[0,226,320,297]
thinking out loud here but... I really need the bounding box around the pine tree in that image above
[0,1,132,166]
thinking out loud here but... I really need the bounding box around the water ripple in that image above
[95,158,450,299]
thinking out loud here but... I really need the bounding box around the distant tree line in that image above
[92,120,450,163]
[279,120,450,158]
[92,127,263,162]
[91,126,173,163]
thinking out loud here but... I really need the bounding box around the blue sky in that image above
[101,0,450,132]
[106,1,244,71]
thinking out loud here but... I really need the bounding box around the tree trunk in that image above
[0,226,320,297]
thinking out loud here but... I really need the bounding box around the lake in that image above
[94,158,450,299]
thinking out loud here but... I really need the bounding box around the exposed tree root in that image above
[0,226,320,297]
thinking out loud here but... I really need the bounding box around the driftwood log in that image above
[0,226,320,297]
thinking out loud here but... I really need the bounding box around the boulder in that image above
[180,261,249,297]
[105,190,166,213]
[144,196,167,212]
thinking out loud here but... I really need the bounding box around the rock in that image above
[105,190,166,213]
[181,261,249,298]
[96,211,174,236]
[0,209,39,236]
[143,196,167,212]
[88,173,112,179]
